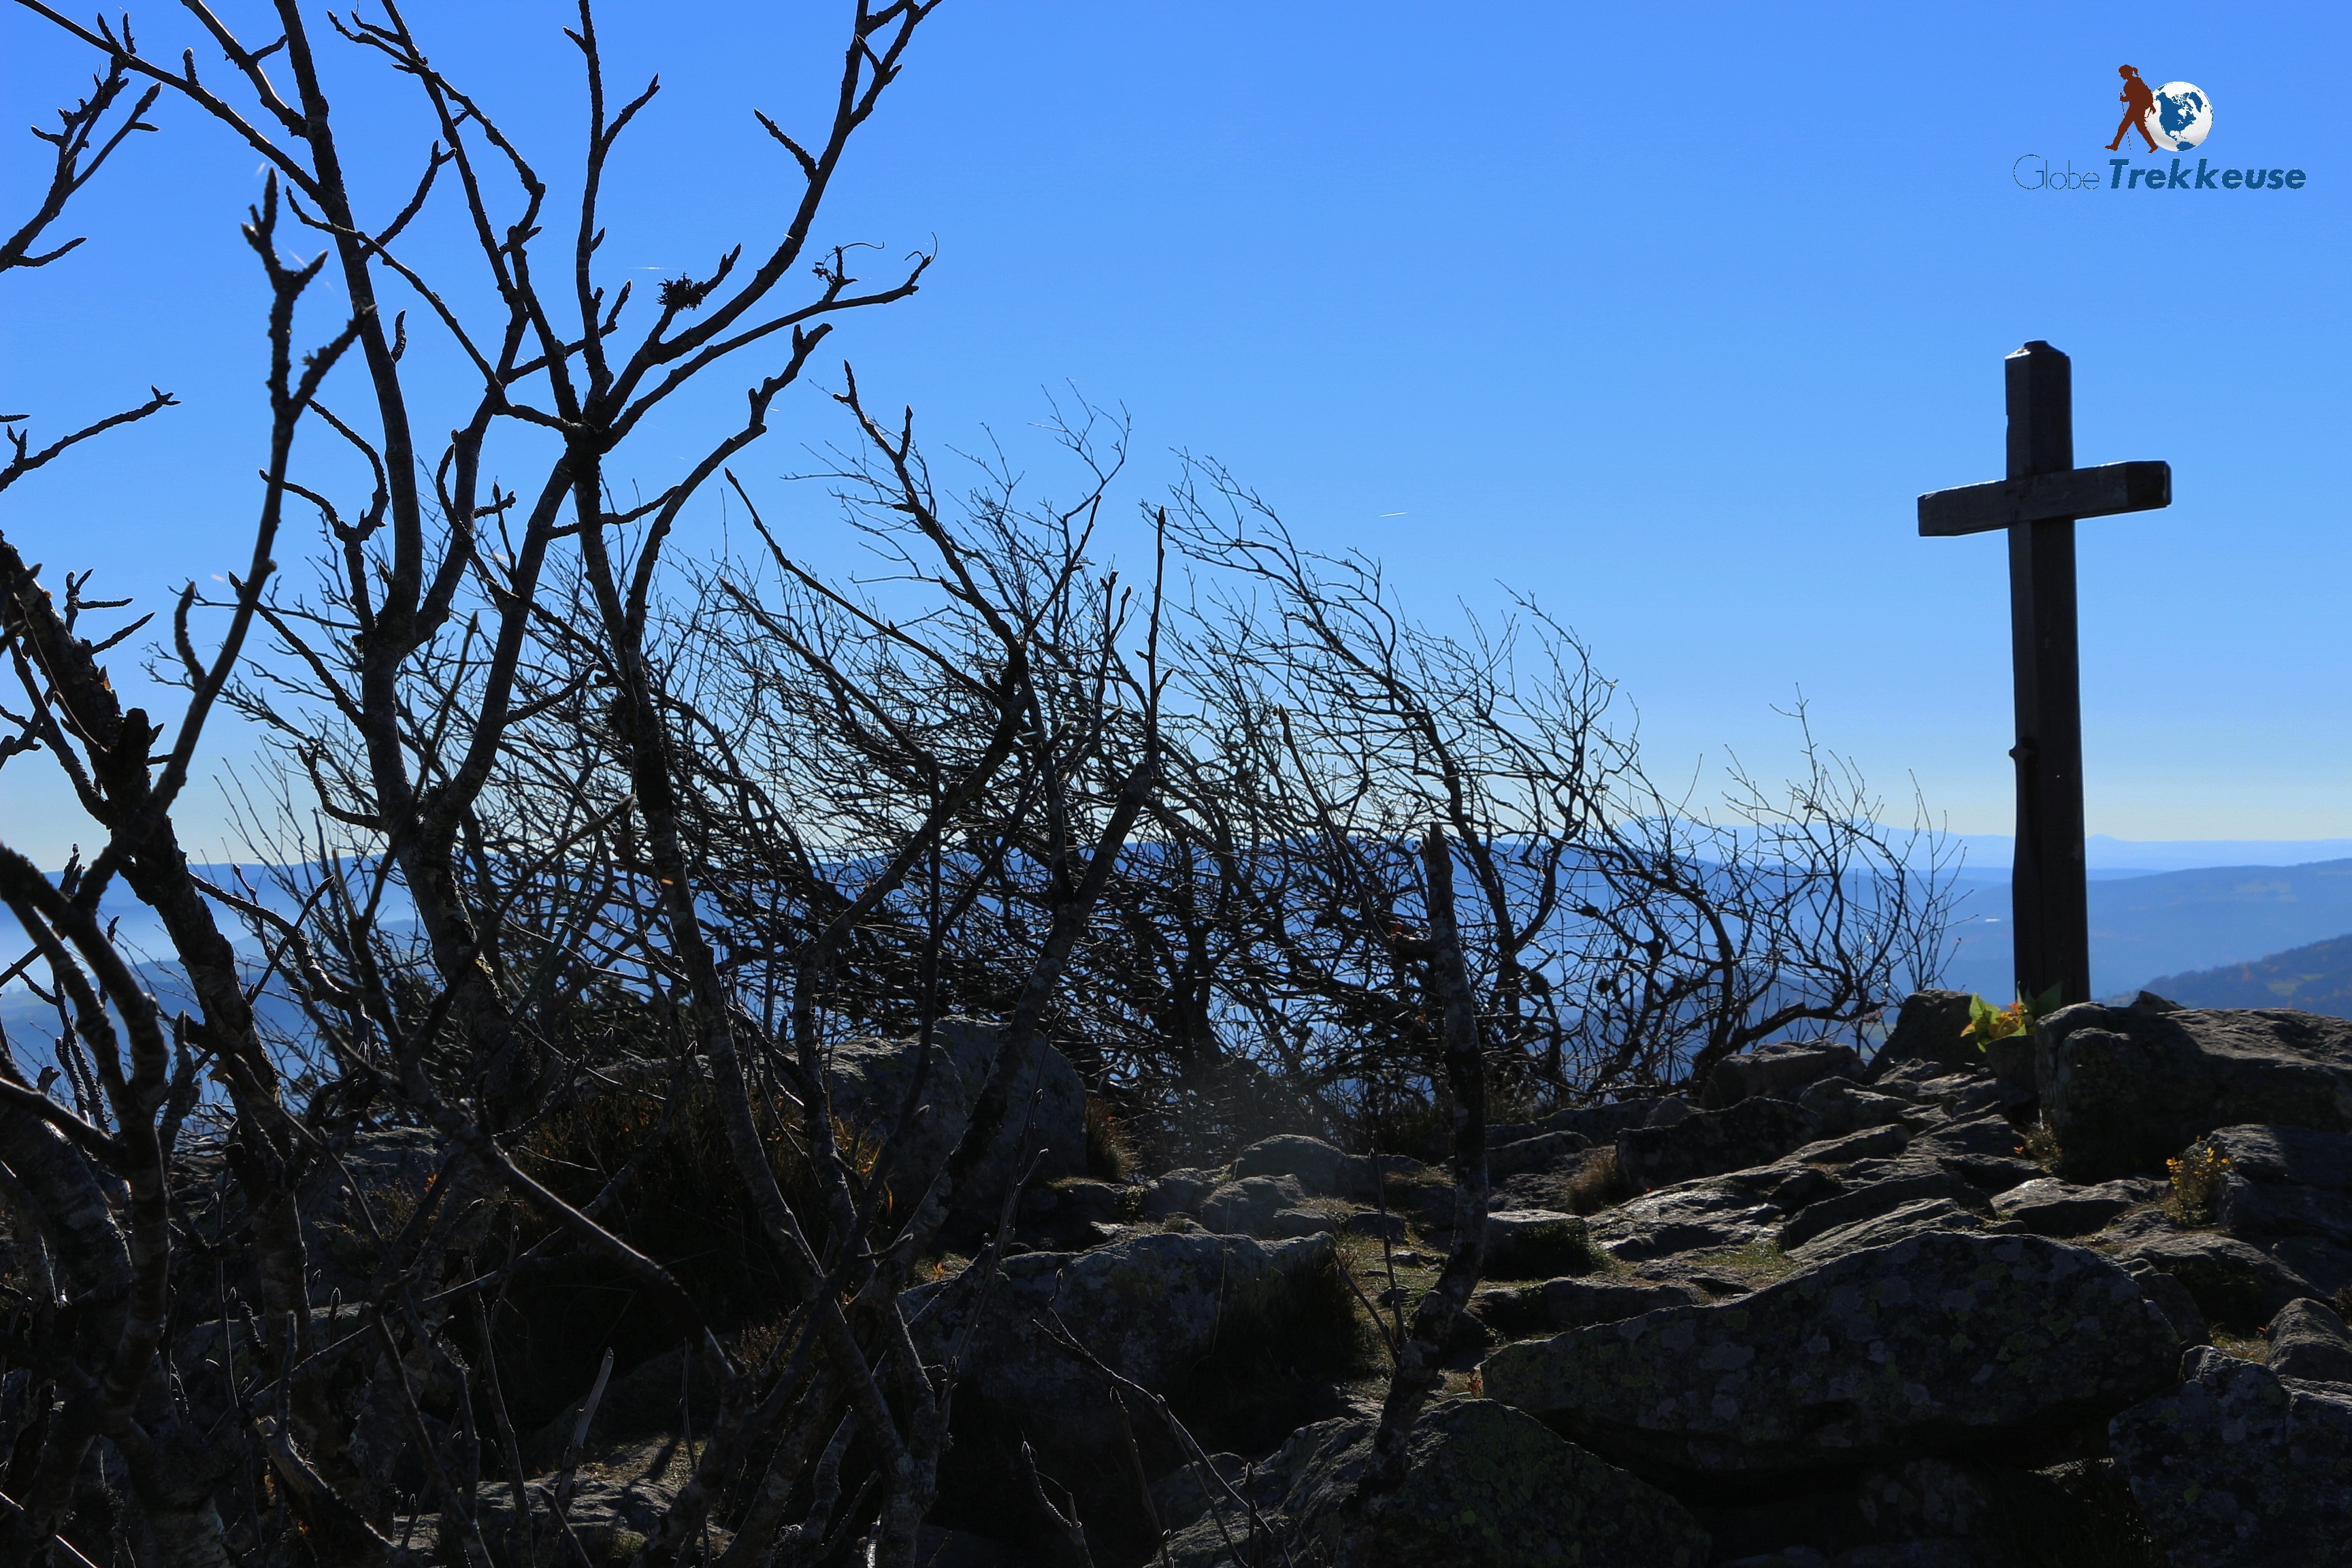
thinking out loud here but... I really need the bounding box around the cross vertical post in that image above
[2002,343,2090,1007]
[1917,341,2172,1009]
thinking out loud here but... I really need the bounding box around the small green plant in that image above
[1961,983,2064,1053]
[2020,1123,2061,1172]
[2166,1141,2232,1224]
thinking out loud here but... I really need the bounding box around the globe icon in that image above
[2144,82,2215,150]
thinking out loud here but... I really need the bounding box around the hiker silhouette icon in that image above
[2108,65,2159,152]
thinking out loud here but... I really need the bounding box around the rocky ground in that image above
[399,995,2352,1566]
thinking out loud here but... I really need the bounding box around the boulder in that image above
[1786,1124,1913,1167]
[1198,1174,1333,1239]
[913,1230,1345,1557]
[1490,1097,1676,1148]
[1471,1276,1708,1339]
[1991,1177,2161,1237]
[2266,1296,2352,1384]
[827,1018,1086,1212]
[1488,1128,1590,1177]
[2120,1258,2209,1349]
[1160,1400,1712,1567]
[1482,1232,2178,1479]
[1229,1134,1426,1200]
[2036,1004,2352,1182]
[1142,1167,1221,1219]
[2112,1230,2323,1330]
[1869,990,1979,1078]
[1587,1180,1786,1264]
[1699,1041,1861,1110]
[1482,1209,1593,1280]
[2110,1345,2352,1567]
[1899,1114,2042,1194]
[1797,1078,1916,1139]
[1776,1172,1991,1253]
[1616,1098,1824,1192]
[1782,1198,1992,1268]
[2204,1120,2352,1188]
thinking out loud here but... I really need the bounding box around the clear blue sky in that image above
[3,1,2345,865]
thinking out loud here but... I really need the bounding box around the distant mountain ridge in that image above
[2145,932,2352,1019]
[1937,858,2352,1002]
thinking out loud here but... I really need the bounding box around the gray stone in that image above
[1870,990,1980,1077]
[1161,1400,1712,1567]
[2110,1346,2352,1567]
[1342,1209,1408,1242]
[1488,1128,1590,1177]
[1617,1097,1824,1192]
[2121,1258,2209,1348]
[1482,1209,1593,1280]
[1787,1124,1914,1166]
[2216,1172,2352,1244]
[1491,1097,1676,1148]
[1991,1177,2161,1237]
[2266,1296,2352,1383]
[1722,1158,1844,1211]
[1199,1173,1311,1236]
[1646,1094,1696,1127]
[1776,1172,1991,1253]
[914,1230,1341,1552]
[1143,1167,1220,1218]
[1901,1113,2042,1194]
[2036,1004,2352,1182]
[1229,1133,1424,1201]
[2202,1120,2352,1189]
[1981,1034,2036,1095]
[1588,1181,1786,1263]
[1471,1276,1709,1338]
[1797,1077,1918,1139]
[1783,1198,1991,1267]
[1483,1232,2178,1478]
[2113,1229,2323,1330]
[828,1018,1086,1212]
[1700,1041,1861,1109]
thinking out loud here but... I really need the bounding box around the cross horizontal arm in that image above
[1917,459,2170,538]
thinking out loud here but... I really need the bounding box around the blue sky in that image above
[3,1,2346,865]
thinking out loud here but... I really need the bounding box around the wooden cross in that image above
[1917,341,2171,1007]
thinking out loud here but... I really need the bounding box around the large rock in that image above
[1782,1198,1992,1268]
[1161,1400,1712,1567]
[2110,1345,2352,1567]
[827,1018,1086,1213]
[1230,1134,1426,1200]
[1488,1128,1590,1177]
[2266,1296,2352,1383]
[2111,1229,2322,1330]
[1198,1174,1333,1238]
[1991,1177,2161,1237]
[1776,1171,1991,1253]
[1899,1113,2042,1194]
[1472,1276,1708,1338]
[1587,1180,1785,1263]
[1617,1097,1823,1192]
[1699,1041,1860,1109]
[1797,1077,1917,1139]
[913,1230,1344,1556]
[1482,1232,2178,1479]
[2036,1005,2352,1182]
[1869,990,1979,1078]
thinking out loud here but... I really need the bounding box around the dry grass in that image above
[1563,1147,1635,1215]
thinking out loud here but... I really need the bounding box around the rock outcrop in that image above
[1160,1400,1712,1568]
[2110,1345,2352,1567]
[2036,1004,2352,1181]
[1483,1232,2178,1480]
[828,1017,1088,1209]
